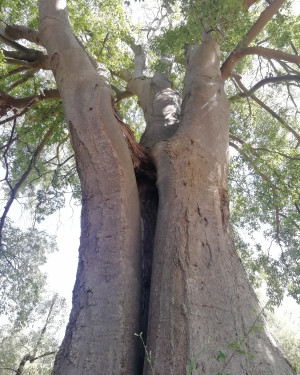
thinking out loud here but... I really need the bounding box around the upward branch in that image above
[231,74,300,99]
[221,0,287,79]
[0,124,55,247]
[0,24,50,69]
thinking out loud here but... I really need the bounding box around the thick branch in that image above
[4,24,42,45]
[16,355,31,375]
[110,69,131,82]
[2,48,43,62]
[243,0,286,46]
[0,89,60,113]
[0,29,32,52]
[241,46,300,65]
[4,56,50,69]
[243,0,258,8]
[231,74,300,99]
[224,46,300,78]
[131,44,146,78]
[221,0,287,79]
[111,84,133,104]
[0,66,30,80]
[127,71,181,148]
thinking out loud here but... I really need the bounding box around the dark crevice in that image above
[136,171,158,375]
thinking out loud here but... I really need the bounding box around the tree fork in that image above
[35,1,297,374]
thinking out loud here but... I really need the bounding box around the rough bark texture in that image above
[39,1,141,374]
[130,35,294,375]
[39,1,296,375]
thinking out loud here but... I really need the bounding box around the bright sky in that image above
[40,204,80,308]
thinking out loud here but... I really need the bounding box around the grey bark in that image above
[38,1,295,374]
[130,33,294,375]
[39,1,142,374]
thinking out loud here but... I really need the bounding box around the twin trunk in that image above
[39,1,295,374]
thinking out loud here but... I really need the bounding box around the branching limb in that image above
[2,116,17,190]
[0,27,49,69]
[110,69,131,82]
[29,351,56,362]
[225,46,300,78]
[3,24,42,45]
[0,89,60,116]
[3,56,50,70]
[252,146,300,160]
[230,74,300,99]
[111,84,133,104]
[31,295,57,359]
[141,3,169,42]
[290,42,298,56]
[0,124,55,246]
[232,74,300,144]
[8,69,40,92]
[12,348,56,375]
[0,29,32,52]
[131,44,146,78]
[279,212,300,230]
[97,32,109,59]
[2,48,43,63]
[0,66,30,81]
[54,134,69,164]
[221,0,287,79]
[230,140,282,244]
[230,141,274,185]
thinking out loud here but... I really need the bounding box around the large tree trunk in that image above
[129,36,295,375]
[39,1,141,374]
[39,1,295,374]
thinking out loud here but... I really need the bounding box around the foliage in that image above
[269,312,300,373]
[0,293,67,375]
[0,219,57,326]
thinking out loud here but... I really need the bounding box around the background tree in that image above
[0,294,67,375]
[0,0,299,374]
[0,219,57,326]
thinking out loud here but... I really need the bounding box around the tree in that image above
[0,294,67,375]
[0,219,57,326]
[0,0,299,374]
[266,301,300,372]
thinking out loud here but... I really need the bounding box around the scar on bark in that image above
[220,188,230,231]
[113,106,156,180]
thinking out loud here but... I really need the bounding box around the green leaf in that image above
[216,351,226,361]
